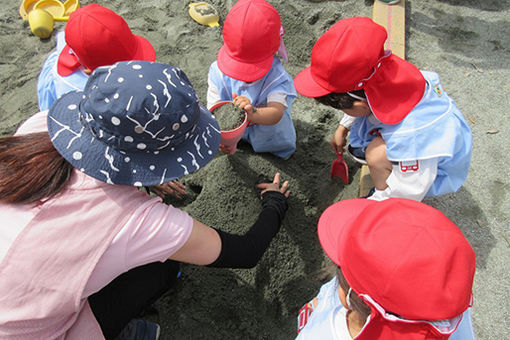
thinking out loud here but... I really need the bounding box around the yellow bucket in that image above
[28,8,54,39]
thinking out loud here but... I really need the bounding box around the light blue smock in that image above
[297,277,476,339]
[208,58,297,159]
[349,71,472,196]
[37,31,89,111]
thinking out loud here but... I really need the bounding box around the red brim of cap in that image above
[217,45,274,82]
[131,34,156,63]
[294,66,332,98]
[317,198,374,266]
[364,55,426,125]
[57,45,82,77]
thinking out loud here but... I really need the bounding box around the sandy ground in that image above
[1,0,509,339]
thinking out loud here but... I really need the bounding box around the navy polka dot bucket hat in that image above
[47,61,221,186]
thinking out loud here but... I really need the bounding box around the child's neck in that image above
[346,310,366,338]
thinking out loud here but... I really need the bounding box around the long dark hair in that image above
[0,132,73,204]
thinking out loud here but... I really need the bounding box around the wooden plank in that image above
[359,164,374,198]
[372,0,406,59]
[358,0,406,198]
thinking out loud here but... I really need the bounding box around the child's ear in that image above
[357,100,370,109]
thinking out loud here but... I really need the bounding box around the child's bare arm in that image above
[249,102,285,125]
[233,94,284,125]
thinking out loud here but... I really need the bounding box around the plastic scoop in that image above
[210,101,249,154]
[188,2,219,27]
[331,149,349,184]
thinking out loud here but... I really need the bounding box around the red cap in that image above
[318,198,475,339]
[294,17,426,124]
[57,4,156,76]
[217,0,281,82]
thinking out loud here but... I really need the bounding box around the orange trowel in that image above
[331,149,349,184]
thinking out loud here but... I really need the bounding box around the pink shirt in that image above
[0,111,194,297]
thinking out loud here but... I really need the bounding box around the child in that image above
[36,4,187,198]
[207,0,297,159]
[37,4,156,111]
[297,198,476,339]
[294,17,472,201]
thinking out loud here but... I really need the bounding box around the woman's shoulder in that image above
[14,111,49,136]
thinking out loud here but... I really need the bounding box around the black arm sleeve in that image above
[207,191,288,269]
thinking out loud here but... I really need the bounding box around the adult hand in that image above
[330,124,349,154]
[256,172,290,198]
[148,180,186,199]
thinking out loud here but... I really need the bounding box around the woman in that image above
[0,61,290,340]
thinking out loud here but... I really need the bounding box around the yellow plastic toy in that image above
[28,8,54,39]
[188,2,219,27]
[62,0,80,17]
[20,0,80,22]
[19,0,40,20]
[34,0,65,19]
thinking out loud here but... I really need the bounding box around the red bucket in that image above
[210,101,249,154]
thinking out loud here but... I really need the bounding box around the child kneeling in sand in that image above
[207,0,297,159]
[294,17,472,201]
[37,4,155,112]
[296,198,476,339]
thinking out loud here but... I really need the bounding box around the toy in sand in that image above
[188,2,219,27]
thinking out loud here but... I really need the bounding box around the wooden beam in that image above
[372,0,406,59]
[359,0,406,197]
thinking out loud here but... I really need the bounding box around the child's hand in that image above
[219,144,235,154]
[256,173,290,198]
[148,180,186,198]
[330,124,349,154]
[233,93,284,125]
[232,93,256,116]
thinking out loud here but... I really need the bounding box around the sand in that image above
[212,102,246,131]
[1,1,509,339]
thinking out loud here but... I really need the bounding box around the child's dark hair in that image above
[336,266,371,320]
[315,90,366,110]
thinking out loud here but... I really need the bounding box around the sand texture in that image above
[1,0,509,339]
[213,102,246,131]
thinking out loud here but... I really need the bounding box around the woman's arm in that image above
[169,173,289,268]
